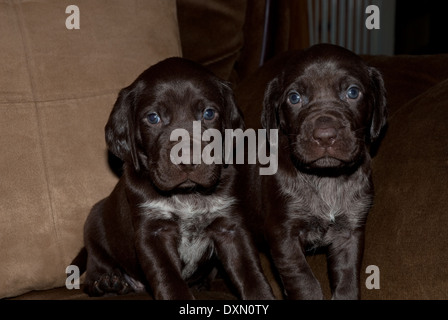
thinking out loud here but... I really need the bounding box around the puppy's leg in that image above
[83,202,138,296]
[135,219,195,300]
[266,224,324,300]
[209,217,275,300]
[326,228,365,300]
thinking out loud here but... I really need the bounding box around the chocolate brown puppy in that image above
[72,58,274,300]
[239,44,387,299]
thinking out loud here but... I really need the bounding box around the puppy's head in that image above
[105,57,244,192]
[262,44,387,172]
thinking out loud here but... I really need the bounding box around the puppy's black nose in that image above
[313,116,338,146]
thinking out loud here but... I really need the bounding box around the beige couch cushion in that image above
[363,78,448,299]
[0,0,181,298]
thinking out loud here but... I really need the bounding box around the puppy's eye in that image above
[288,91,301,105]
[203,108,216,121]
[346,86,360,99]
[147,112,161,124]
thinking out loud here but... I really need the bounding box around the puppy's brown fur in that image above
[239,44,387,299]
[72,58,274,300]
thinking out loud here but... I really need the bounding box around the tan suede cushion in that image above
[0,0,181,298]
[363,78,448,299]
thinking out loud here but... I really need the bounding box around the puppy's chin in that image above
[173,179,219,194]
[292,153,363,176]
[150,172,221,194]
[156,180,220,196]
[311,156,345,168]
[176,179,198,189]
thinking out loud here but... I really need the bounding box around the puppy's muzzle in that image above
[296,109,360,169]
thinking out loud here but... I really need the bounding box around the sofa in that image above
[2,0,447,300]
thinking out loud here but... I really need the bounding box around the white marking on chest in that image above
[280,174,339,221]
[139,195,236,279]
[280,170,370,225]
[312,178,344,222]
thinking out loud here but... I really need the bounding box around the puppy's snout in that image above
[312,116,338,146]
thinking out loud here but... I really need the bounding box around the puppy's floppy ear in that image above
[220,81,245,130]
[368,67,387,143]
[218,81,244,167]
[261,76,282,132]
[105,83,141,172]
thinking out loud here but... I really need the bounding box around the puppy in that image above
[71,57,274,300]
[238,44,387,299]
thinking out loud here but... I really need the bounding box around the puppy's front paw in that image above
[87,271,134,296]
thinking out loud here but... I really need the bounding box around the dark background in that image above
[395,0,448,54]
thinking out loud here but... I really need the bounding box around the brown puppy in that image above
[238,44,387,299]
[72,57,274,300]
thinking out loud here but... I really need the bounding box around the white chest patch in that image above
[139,195,236,279]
